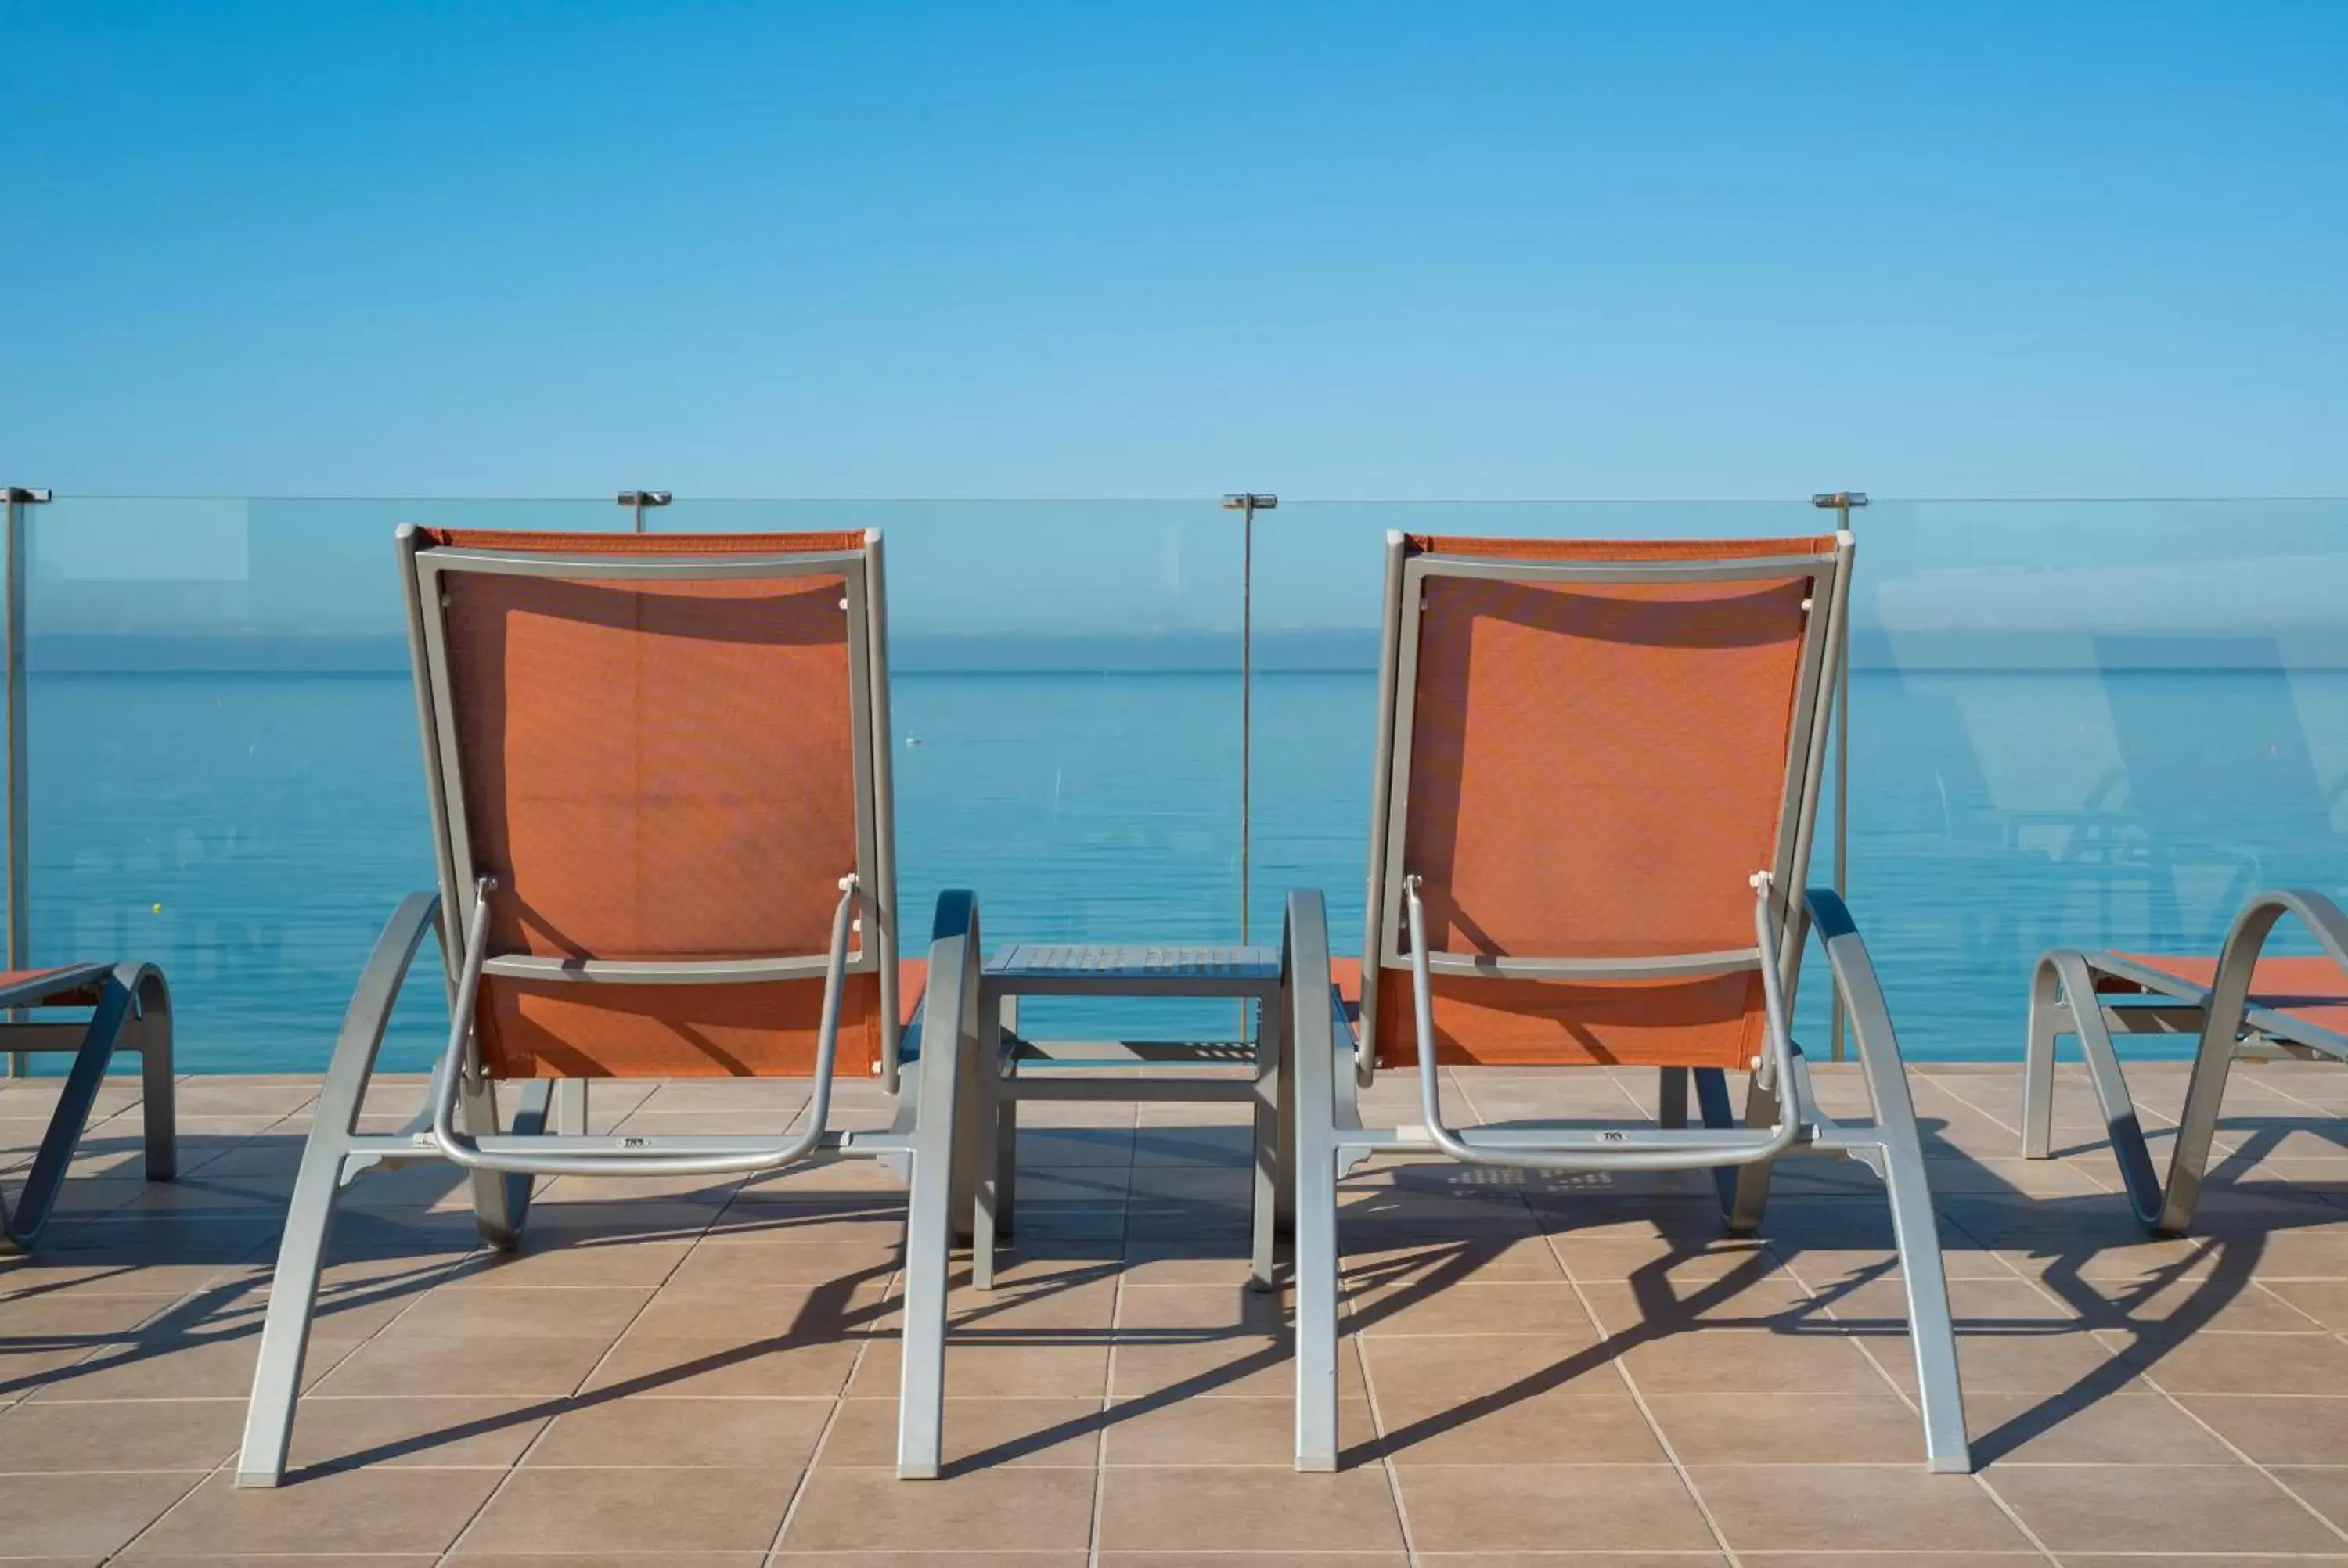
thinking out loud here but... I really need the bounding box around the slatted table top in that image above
[984,943,1281,988]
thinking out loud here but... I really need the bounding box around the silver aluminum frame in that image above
[237,527,975,1489]
[2021,886,2348,1234]
[0,962,175,1251]
[1293,530,1969,1474]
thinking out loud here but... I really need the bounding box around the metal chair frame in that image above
[0,962,175,1251]
[2022,887,2348,1235]
[236,528,979,1487]
[1286,530,1971,1474]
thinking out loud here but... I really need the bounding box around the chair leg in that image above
[2021,956,2062,1160]
[463,1077,542,1251]
[2,973,144,1250]
[2157,993,2244,1237]
[239,892,440,1487]
[553,1078,588,1135]
[1658,1066,1690,1129]
[130,966,177,1181]
[1287,894,1342,1473]
[2045,953,2166,1228]
[1812,890,1971,1473]
[1724,1071,1779,1235]
[1250,1008,1281,1292]
[1876,1114,1972,1473]
[899,896,978,1480]
[971,994,1004,1293]
[235,1116,352,1485]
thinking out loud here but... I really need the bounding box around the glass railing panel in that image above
[1253,499,1831,953]
[26,496,1247,1066]
[1853,498,2348,1057]
[26,496,627,1072]
[654,499,1248,1041]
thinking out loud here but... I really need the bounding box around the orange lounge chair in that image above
[1,963,175,1250]
[1281,530,1970,1473]
[2023,890,2348,1233]
[237,527,981,1485]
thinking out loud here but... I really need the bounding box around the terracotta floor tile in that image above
[456,1466,802,1554]
[1988,1462,2348,1553]
[772,1555,1086,1567]
[1093,1555,1409,1568]
[0,1394,243,1471]
[309,1332,610,1397]
[1374,1377,1664,1465]
[1872,1325,2142,1394]
[2176,1394,2348,1464]
[1342,1235,1568,1284]
[2130,1329,2348,1394]
[666,1239,902,1290]
[780,1466,1097,1552]
[1101,1393,1376,1466]
[1097,1464,1404,1552]
[1115,1281,1287,1335]
[1644,1391,1934,1466]
[1612,1326,1892,1395]
[1690,1464,2030,1552]
[2274,1466,2348,1534]
[284,1394,553,1471]
[582,1332,863,1397]
[2262,1278,2348,1331]
[122,1468,503,1557]
[1110,1334,1337,1399]
[1966,1390,2239,1465]
[1394,1463,1716,1553]
[852,1337,1109,1397]
[819,1394,1099,1468]
[434,1240,695,1289]
[629,1280,888,1340]
[0,1470,200,1558]
[376,1283,654,1339]
[1348,1278,1603,1338]
[33,1331,364,1401]
[524,1393,830,1468]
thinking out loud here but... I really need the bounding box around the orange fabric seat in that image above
[2104,951,2348,1040]
[1363,532,1836,1071]
[420,528,901,1081]
[0,967,106,1008]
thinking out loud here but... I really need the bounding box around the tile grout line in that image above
[764,1251,902,1559]
[1355,1081,1438,1567]
[1764,1090,2062,1568]
[1452,1067,1745,1568]
[1936,1077,2348,1555]
[1086,1097,1143,1568]
[437,1098,722,1565]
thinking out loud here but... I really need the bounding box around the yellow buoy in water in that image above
[151,904,164,913]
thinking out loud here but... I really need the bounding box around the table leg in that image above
[1251,993,1282,1291]
[969,989,1007,1289]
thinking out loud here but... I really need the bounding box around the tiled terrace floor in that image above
[6,1060,2348,1565]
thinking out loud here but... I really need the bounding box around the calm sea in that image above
[31,667,2348,1074]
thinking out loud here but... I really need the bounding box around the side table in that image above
[970,943,1289,1289]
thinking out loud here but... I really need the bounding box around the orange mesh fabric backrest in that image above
[1372,533,1838,1070]
[416,527,887,1079]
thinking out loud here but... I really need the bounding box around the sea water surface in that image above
[32,667,2348,1073]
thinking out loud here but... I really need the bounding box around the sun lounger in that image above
[236,526,980,1484]
[1282,529,1971,1473]
[2022,889,2348,1233]
[1,962,174,1249]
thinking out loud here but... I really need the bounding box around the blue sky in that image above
[2,2,2343,499]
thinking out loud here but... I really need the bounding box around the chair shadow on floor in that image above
[5,1085,2346,1480]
